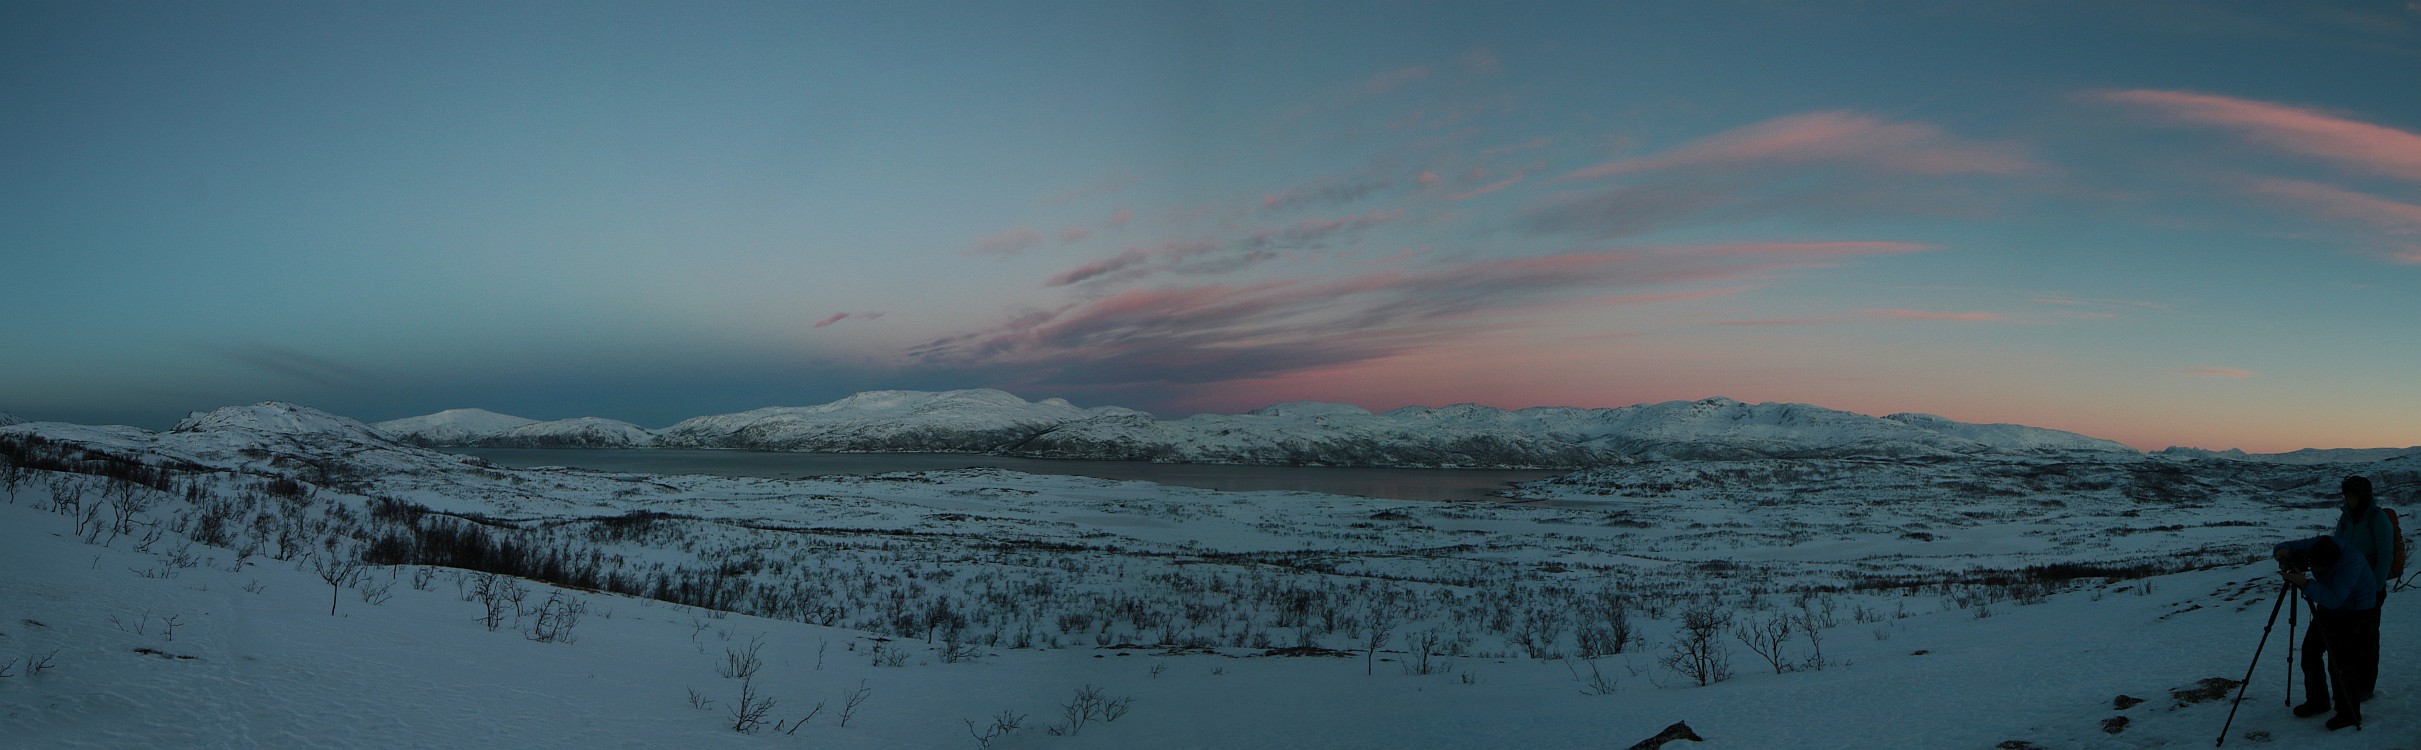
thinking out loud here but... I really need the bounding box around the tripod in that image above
[2217,582,2293,747]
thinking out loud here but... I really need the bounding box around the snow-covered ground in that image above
[2,404,2414,747]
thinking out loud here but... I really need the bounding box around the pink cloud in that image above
[1262,178,1394,213]
[1482,137,1553,157]
[2099,89,2421,182]
[1447,174,1525,201]
[1867,309,2006,321]
[1716,317,1834,326]
[1106,208,1133,229]
[1046,247,1154,287]
[1059,225,1095,244]
[918,240,1944,393]
[968,227,1046,256]
[1681,241,1936,259]
[812,312,850,328]
[1363,66,1431,96]
[1562,111,2040,181]
[2185,366,2256,379]
[2248,178,2421,235]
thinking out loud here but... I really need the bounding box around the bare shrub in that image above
[1732,612,1794,674]
[1045,684,1129,736]
[311,549,370,616]
[838,680,873,727]
[966,710,1025,748]
[1660,605,1732,686]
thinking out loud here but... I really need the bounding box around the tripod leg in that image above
[2286,597,2296,707]
[2219,583,2293,747]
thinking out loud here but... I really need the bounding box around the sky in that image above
[2,1,2417,452]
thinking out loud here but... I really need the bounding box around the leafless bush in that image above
[729,676,776,733]
[348,570,394,607]
[1404,628,1453,676]
[966,710,1025,748]
[1045,684,1129,736]
[1660,604,1732,686]
[469,573,521,631]
[721,636,765,680]
[838,680,873,727]
[311,549,370,616]
[942,633,981,663]
[25,648,59,674]
[1733,612,1794,674]
[0,462,26,503]
[525,591,585,643]
[1564,658,1620,695]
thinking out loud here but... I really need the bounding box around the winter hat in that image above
[2343,476,2374,504]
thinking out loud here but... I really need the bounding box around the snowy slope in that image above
[373,408,539,447]
[654,388,1144,452]
[2158,445,2421,465]
[653,392,2140,468]
[478,417,656,448]
[3,408,2415,748]
[0,411,23,427]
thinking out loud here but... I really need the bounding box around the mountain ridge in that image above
[372,389,2144,469]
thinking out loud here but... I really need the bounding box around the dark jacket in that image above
[2276,535,2379,612]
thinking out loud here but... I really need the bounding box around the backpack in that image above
[2384,507,2408,582]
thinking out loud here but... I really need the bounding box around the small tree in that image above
[1660,604,1733,686]
[1733,612,1794,674]
[1,461,27,504]
[312,549,370,616]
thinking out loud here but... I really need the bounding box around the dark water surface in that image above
[450,448,1560,503]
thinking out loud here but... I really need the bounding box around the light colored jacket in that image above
[2334,502,2396,600]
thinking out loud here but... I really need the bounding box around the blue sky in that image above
[3,1,2417,451]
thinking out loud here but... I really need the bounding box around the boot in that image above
[2325,713,2361,731]
[2292,701,2330,718]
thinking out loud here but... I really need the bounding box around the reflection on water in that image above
[450,448,1561,503]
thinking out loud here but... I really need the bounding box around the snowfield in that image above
[2,402,2414,748]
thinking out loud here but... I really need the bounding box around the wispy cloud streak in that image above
[2098,89,2421,182]
[917,242,1934,390]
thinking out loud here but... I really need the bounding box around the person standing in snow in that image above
[2274,534,2377,731]
[2330,476,2392,702]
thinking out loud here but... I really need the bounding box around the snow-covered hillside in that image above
[2,404,2413,747]
[0,411,23,426]
[373,408,538,447]
[480,417,656,448]
[2158,445,2421,465]
[652,388,1142,452]
[374,409,655,448]
[469,390,2137,468]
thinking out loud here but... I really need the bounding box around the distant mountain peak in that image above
[173,402,387,441]
[1246,402,1372,418]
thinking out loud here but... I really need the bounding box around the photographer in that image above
[2273,535,2378,731]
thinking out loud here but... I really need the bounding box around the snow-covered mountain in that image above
[479,417,655,448]
[383,391,2142,468]
[653,389,1146,452]
[2155,445,2421,465]
[374,408,538,447]
[0,411,23,427]
[374,409,653,448]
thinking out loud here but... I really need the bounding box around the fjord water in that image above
[452,448,1559,503]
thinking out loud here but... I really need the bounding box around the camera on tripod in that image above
[2277,548,2314,574]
